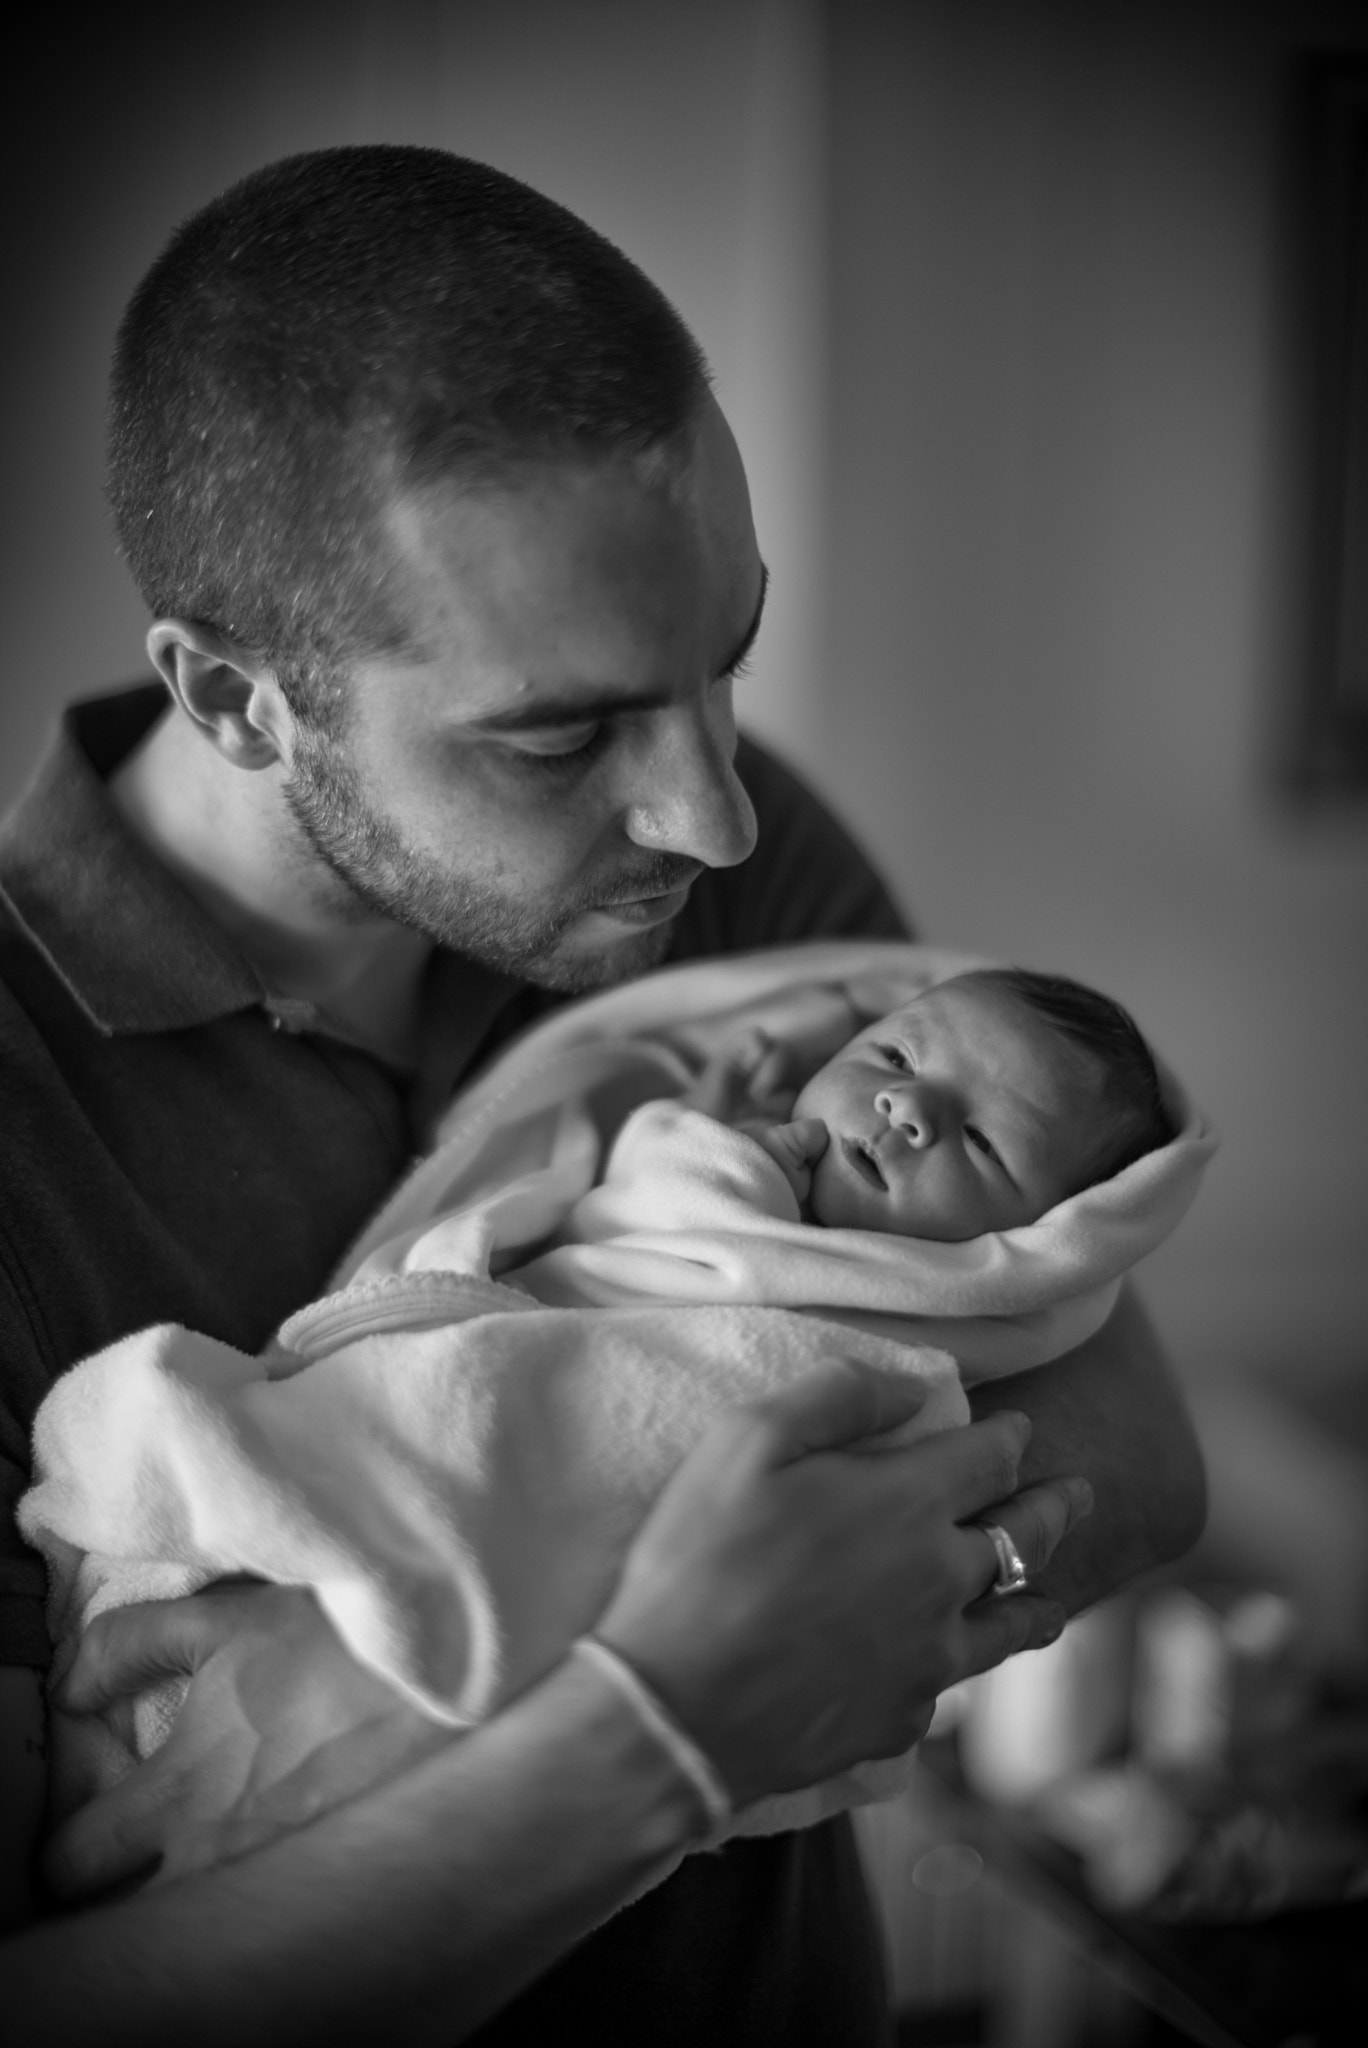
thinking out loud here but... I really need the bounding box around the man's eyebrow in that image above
[466,562,770,734]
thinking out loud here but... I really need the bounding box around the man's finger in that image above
[733,1359,932,1468]
[871,1407,1032,1524]
[55,1596,215,1714]
[958,1594,1067,1679]
[41,1755,177,1899]
[965,1474,1094,1597]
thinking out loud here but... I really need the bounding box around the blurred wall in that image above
[3,0,1365,1396]
[823,0,1368,1392]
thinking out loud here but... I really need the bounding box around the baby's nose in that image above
[876,1082,936,1147]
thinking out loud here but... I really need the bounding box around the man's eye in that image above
[877,1042,913,1071]
[504,723,605,765]
[964,1125,1001,1165]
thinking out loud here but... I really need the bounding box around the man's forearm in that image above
[6,1654,701,2048]
[968,1284,1207,1616]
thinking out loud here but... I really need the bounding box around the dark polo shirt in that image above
[0,683,905,2046]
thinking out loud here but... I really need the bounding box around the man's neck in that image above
[109,707,434,1065]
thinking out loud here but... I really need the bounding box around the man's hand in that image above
[968,1284,1207,1616]
[598,1360,1091,1807]
[44,1581,452,1901]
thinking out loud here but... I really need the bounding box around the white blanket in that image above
[20,941,1216,1838]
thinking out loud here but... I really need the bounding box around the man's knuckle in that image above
[1025,1498,1064,1568]
[990,1440,1022,1502]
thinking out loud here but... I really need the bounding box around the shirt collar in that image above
[0,686,270,1034]
[0,686,531,1086]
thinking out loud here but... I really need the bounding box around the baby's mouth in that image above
[841,1135,887,1192]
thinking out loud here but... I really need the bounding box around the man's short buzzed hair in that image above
[107,145,712,724]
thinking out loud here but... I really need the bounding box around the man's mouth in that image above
[590,883,695,928]
[841,1135,887,1191]
[587,860,702,926]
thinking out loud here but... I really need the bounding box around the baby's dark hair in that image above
[955,967,1174,1192]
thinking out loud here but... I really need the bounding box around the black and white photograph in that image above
[2,6,1366,2043]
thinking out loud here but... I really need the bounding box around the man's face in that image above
[283,398,764,991]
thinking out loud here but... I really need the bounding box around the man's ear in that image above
[146,620,292,770]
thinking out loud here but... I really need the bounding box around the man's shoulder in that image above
[669,733,911,962]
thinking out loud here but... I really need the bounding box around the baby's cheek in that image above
[789,1064,836,1125]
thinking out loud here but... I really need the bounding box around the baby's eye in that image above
[877,1042,913,1071]
[964,1125,1002,1166]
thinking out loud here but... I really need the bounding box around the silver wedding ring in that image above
[979,1521,1029,1599]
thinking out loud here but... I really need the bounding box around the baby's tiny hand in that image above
[745,1117,829,1210]
[679,1028,798,1124]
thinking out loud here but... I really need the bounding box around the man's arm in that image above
[3,1649,709,2048]
[1,1366,1089,2045]
[968,1283,1207,1616]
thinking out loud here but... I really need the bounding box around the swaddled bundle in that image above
[21,941,1216,1838]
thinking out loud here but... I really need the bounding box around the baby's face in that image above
[791,977,1106,1241]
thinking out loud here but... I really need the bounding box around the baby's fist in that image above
[747,1117,829,1209]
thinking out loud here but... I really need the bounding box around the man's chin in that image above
[523,915,678,994]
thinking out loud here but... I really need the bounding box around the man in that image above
[0,147,1202,2043]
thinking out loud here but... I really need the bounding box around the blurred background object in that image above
[856,1579,1368,2043]
[5,0,1367,2038]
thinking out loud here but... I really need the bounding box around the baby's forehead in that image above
[867,978,1096,1092]
[868,976,1032,1043]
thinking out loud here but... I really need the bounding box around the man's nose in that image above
[876,1081,938,1148]
[622,700,758,871]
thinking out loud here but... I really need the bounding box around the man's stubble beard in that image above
[283,725,691,993]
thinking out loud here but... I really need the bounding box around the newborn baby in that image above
[689,966,1172,1243]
